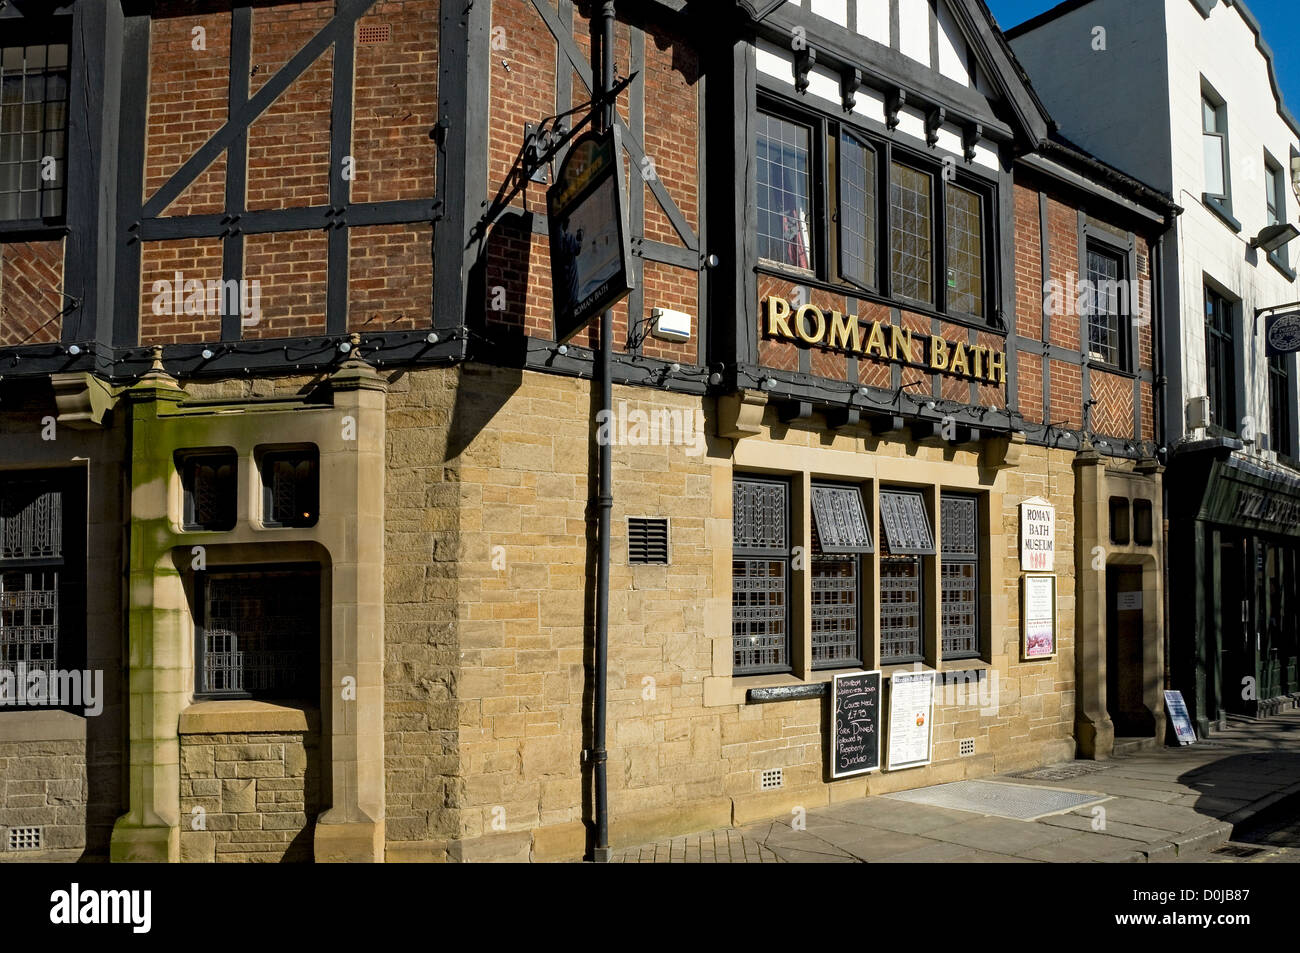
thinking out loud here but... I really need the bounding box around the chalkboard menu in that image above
[830,671,882,778]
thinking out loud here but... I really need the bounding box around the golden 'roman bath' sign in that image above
[763,296,1006,385]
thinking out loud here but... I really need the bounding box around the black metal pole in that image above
[592,0,616,864]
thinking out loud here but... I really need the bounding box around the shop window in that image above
[258,447,319,528]
[940,494,980,659]
[1109,497,1131,545]
[732,477,791,675]
[196,566,320,700]
[878,489,933,664]
[179,450,237,532]
[1086,243,1130,370]
[1133,500,1153,547]
[0,471,85,693]
[810,483,872,669]
[0,41,69,222]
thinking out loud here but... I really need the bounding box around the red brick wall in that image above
[1091,369,1133,439]
[139,238,224,344]
[1013,185,1042,341]
[0,240,65,346]
[145,3,230,217]
[351,1,440,205]
[348,223,432,332]
[1045,197,1080,353]
[243,230,328,338]
[246,2,333,211]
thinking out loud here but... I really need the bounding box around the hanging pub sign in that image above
[830,671,882,778]
[886,671,935,771]
[546,126,634,345]
[1019,496,1055,571]
[1265,309,1300,356]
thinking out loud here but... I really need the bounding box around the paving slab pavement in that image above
[611,710,1300,863]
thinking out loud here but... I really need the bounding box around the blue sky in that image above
[986,0,1300,114]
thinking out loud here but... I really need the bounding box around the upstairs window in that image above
[1204,286,1237,433]
[756,112,814,270]
[0,42,69,223]
[1085,243,1129,370]
[1269,352,1292,458]
[1201,84,1234,225]
[1265,154,1290,270]
[756,97,994,324]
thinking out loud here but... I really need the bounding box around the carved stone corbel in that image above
[50,371,119,429]
[982,430,1027,470]
[717,390,768,441]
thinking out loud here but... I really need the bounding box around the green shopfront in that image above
[1169,445,1300,736]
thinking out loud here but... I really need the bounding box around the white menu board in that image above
[886,671,935,771]
[1022,574,1057,659]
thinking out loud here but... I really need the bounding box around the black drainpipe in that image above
[591,0,616,864]
[1153,228,1170,692]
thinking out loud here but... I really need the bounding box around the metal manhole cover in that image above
[884,780,1110,821]
[1013,761,1114,782]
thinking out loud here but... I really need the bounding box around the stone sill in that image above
[179,700,319,735]
[0,709,87,743]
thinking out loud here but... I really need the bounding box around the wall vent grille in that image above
[7,827,42,851]
[628,517,669,565]
[959,738,976,757]
[760,768,783,790]
[358,24,391,44]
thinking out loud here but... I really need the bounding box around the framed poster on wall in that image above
[886,671,935,771]
[1022,574,1058,660]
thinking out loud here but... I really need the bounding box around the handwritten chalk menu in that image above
[1022,574,1058,659]
[830,671,882,778]
[1164,690,1197,746]
[886,671,935,771]
[1020,497,1056,571]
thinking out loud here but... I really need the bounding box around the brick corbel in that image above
[717,390,768,441]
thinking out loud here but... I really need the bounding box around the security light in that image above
[1249,221,1299,254]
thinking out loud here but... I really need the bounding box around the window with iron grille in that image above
[197,567,319,700]
[259,447,319,528]
[0,41,69,222]
[1204,286,1237,433]
[0,471,84,692]
[1086,244,1129,370]
[878,489,931,664]
[732,477,790,675]
[628,517,669,565]
[179,451,237,532]
[940,494,980,659]
[810,484,871,669]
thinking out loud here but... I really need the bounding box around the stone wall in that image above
[0,740,86,859]
[179,731,320,863]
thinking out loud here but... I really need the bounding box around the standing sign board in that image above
[1163,690,1197,746]
[886,671,935,771]
[546,126,634,345]
[830,671,881,778]
[1019,497,1055,572]
[1022,574,1058,659]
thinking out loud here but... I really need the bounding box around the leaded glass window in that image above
[838,131,876,289]
[0,42,69,221]
[756,112,813,270]
[879,488,930,663]
[733,477,790,675]
[878,489,934,555]
[198,568,319,699]
[260,447,319,528]
[940,495,980,659]
[180,451,237,532]
[945,184,983,316]
[1086,245,1125,368]
[890,162,933,304]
